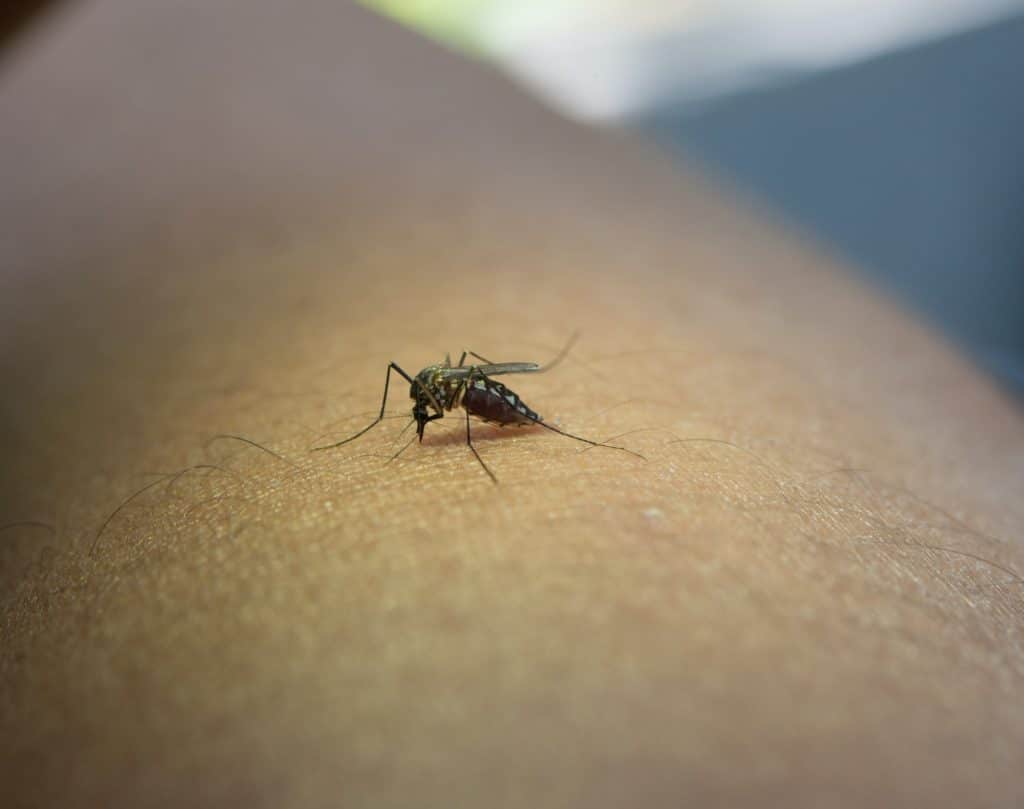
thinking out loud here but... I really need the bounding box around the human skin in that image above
[1,1,1023,807]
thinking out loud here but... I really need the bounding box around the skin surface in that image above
[2,1,1023,807]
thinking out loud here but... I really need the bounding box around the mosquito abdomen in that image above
[462,380,539,426]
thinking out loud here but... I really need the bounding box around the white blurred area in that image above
[475,0,1024,120]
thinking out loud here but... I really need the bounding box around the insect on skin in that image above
[313,335,642,483]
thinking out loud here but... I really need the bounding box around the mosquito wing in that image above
[475,362,541,376]
[440,362,540,379]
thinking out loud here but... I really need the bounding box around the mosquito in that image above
[312,335,642,482]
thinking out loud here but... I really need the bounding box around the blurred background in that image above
[5,0,1023,395]
[358,0,1024,397]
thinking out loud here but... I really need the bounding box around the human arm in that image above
[2,2,1023,806]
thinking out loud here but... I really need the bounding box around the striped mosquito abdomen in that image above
[461,377,539,426]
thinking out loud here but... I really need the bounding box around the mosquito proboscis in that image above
[312,335,642,482]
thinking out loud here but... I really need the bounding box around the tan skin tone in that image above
[2,2,1023,806]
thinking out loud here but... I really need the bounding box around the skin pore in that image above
[2,1,1023,806]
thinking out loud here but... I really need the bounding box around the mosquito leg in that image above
[457,350,495,367]
[465,407,498,484]
[448,375,468,409]
[535,331,579,373]
[312,362,415,451]
[533,419,646,460]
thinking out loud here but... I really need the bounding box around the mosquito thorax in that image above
[410,365,444,401]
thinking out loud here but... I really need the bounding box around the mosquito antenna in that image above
[392,417,417,444]
[388,430,419,463]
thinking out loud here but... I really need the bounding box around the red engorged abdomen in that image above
[462,386,534,425]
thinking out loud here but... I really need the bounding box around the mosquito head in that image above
[412,401,430,441]
[410,367,441,442]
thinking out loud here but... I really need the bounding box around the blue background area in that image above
[636,14,1024,395]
